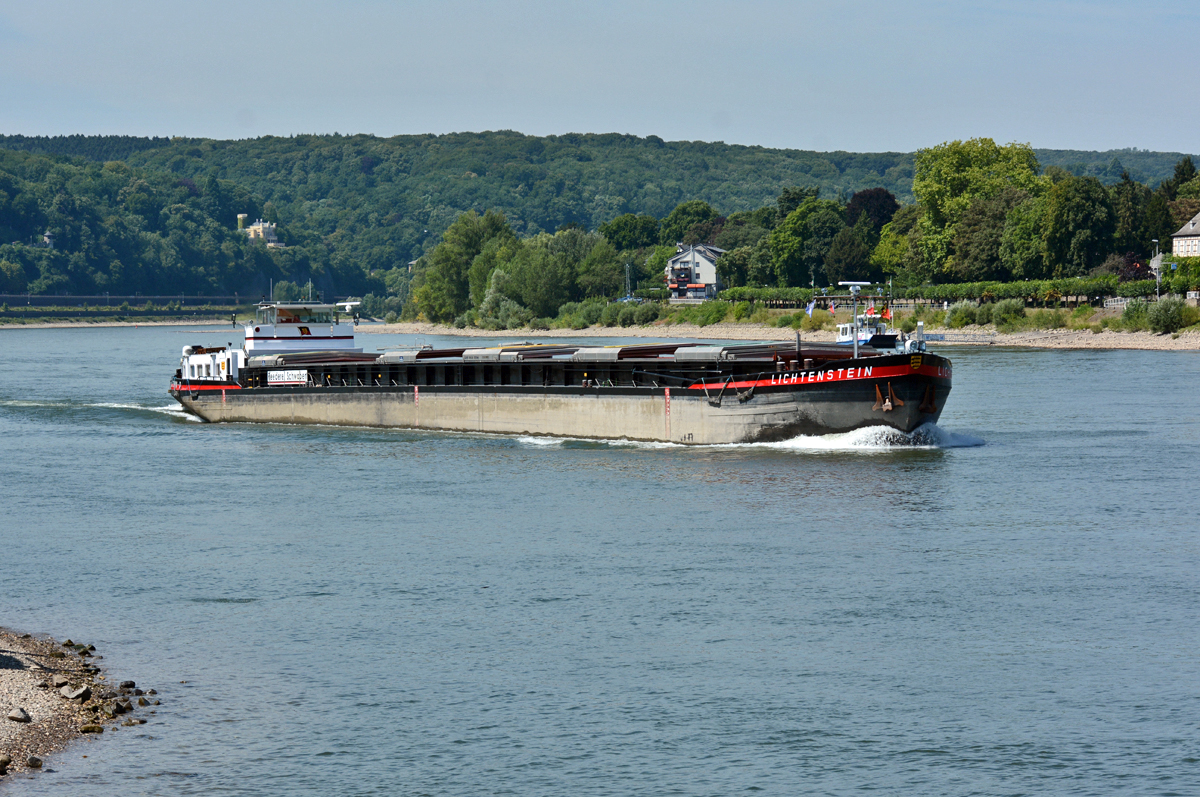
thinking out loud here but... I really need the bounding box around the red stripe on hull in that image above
[688,363,951,392]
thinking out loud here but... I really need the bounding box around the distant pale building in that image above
[1171,211,1200,256]
[241,218,284,248]
[665,244,724,302]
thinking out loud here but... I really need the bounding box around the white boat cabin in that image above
[180,345,243,383]
[245,302,361,356]
[836,315,892,345]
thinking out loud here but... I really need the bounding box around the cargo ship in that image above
[168,301,952,444]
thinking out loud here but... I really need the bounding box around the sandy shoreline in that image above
[1,627,155,781]
[0,319,235,330]
[360,321,1200,351]
[4,318,1199,350]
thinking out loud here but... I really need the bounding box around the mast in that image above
[839,281,871,359]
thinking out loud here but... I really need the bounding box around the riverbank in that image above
[1,628,153,780]
[0,319,236,330]
[360,321,1200,351]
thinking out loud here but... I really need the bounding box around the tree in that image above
[409,209,512,322]
[999,195,1048,280]
[776,186,819,222]
[951,187,1029,282]
[870,204,921,283]
[1144,192,1176,253]
[845,188,900,232]
[659,200,718,245]
[1109,172,1152,258]
[1042,176,1116,278]
[823,215,876,284]
[598,213,659,250]
[912,138,1047,275]
[576,237,622,297]
[768,198,845,286]
[1159,155,1197,199]
[682,215,725,245]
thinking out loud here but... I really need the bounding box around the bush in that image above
[1028,308,1067,329]
[800,312,830,331]
[618,304,638,327]
[945,301,977,328]
[975,303,993,325]
[600,303,622,327]
[992,298,1026,328]
[773,313,794,328]
[900,315,918,333]
[578,301,604,326]
[634,302,660,325]
[1148,296,1186,333]
[732,301,752,321]
[1122,298,1148,330]
[529,317,552,330]
[384,311,398,324]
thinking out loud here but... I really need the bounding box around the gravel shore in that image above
[1,628,151,781]
[360,322,1200,351]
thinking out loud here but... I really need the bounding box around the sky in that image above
[0,0,1194,154]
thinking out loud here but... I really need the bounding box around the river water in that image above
[1,325,1197,796]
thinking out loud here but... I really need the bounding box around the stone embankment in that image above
[1,627,159,780]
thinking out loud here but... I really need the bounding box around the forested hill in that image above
[1,131,1197,302]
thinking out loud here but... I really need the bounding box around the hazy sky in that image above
[0,1,1193,153]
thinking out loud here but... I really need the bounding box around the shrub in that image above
[578,301,604,326]
[634,302,660,325]
[1148,296,1186,333]
[992,299,1026,328]
[800,312,830,331]
[975,303,993,325]
[600,303,622,327]
[529,317,551,330]
[618,304,638,327]
[1028,308,1067,329]
[1122,298,1148,330]
[732,301,752,321]
[900,315,918,333]
[945,301,977,328]
[774,313,794,328]
[384,311,398,324]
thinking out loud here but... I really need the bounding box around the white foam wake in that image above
[89,402,203,422]
[514,424,983,452]
[755,423,984,452]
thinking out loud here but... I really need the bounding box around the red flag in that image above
[881,307,892,320]
[829,300,837,316]
[866,303,877,317]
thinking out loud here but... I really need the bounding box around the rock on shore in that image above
[1,627,155,778]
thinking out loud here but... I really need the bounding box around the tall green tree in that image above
[768,198,845,286]
[824,215,876,284]
[912,138,1047,276]
[598,213,659,250]
[952,187,1029,282]
[999,195,1049,279]
[659,200,718,245]
[1109,172,1152,257]
[409,209,511,322]
[1042,176,1116,277]
[845,187,900,232]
